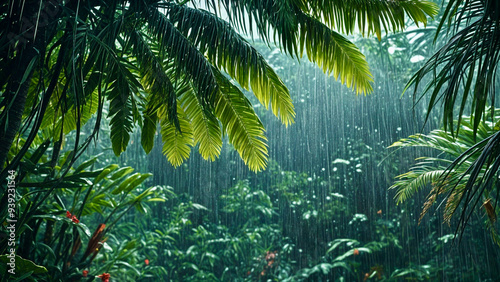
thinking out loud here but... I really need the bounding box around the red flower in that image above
[66,211,80,223]
[145,259,149,265]
[353,249,360,256]
[82,270,88,277]
[97,273,110,282]
[265,251,276,261]
[264,250,278,268]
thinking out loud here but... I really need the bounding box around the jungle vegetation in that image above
[1,0,499,281]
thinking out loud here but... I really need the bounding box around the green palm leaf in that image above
[107,60,138,156]
[180,83,223,161]
[297,13,373,94]
[145,7,218,107]
[213,69,268,172]
[160,104,194,167]
[129,30,179,131]
[207,0,437,94]
[167,3,295,125]
[391,109,500,241]
[391,169,447,204]
[406,0,499,136]
[296,0,438,39]
[140,112,157,155]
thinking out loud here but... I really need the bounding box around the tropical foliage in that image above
[390,109,500,244]
[4,0,500,281]
[0,0,437,175]
[405,0,500,234]
[0,133,169,281]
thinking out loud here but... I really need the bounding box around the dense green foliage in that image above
[391,109,500,244]
[2,0,500,281]
[404,0,500,234]
[0,0,437,173]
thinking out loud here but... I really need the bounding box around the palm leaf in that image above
[297,13,374,94]
[213,69,268,172]
[296,0,438,39]
[160,104,194,167]
[140,112,157,155]
[129,30,179,131]
[406,0,500,136]
[107,60,137,156]
[167,3,295,125]
[145,7,218,107]
[391,169,447,204]
[391,109,500,241]
[206,0,437,95]
[180,83,223,161]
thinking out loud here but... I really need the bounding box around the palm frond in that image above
[180,82,223,161]
[39,71,101,141]
[406,0,500,136]
[140,112,157,155]
[107,59,138,156]
[80,28,142,156]
[145,7,218,107]
[108,81,133,156]
[206,0,299,55]
[167,3,295,125]
[160,104,194,167]
[213,69,268,172]
[389,132,471,157]
[391,169,447,204]
[204,0,374,94]
[205,0,437,95]
[297,12,374,94]
[295,0,439,39]
[391,109,500,242]
[129,30,179,131]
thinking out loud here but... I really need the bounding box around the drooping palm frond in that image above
[100,27,143,156]
[390,109,500,242]
[160,104,194,168]
[166,3,295,125]
[213,69,268,172]
[144,7,218,107]
[297,12,373,94]
[180,83,223,161]
[406,0,500,136]
[140,111,157,155]
[107,61,136,156]
[205,0,438,94]
[129,30,178,131]
[391,169,447,204]
[295,0,438,39]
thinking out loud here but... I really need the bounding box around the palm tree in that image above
[0,0,438,178]
[390,110,500,244]
[404,0,500,236]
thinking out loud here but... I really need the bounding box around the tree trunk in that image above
[0,45,39,171]
[0,0,62,172]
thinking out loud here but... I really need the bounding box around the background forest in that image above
[1,0,500,281]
